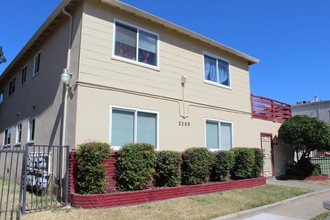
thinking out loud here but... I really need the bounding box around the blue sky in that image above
[1,1,329,105]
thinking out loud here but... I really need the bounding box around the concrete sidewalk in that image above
[213,178,330,220]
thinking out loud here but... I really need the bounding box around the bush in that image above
[286,158,321,177]
[155,151,182,187]
[76,142,111,194]
[230,148,254,180]
[210,151,235,182]
[116,143,156,191]
[251,148,264,178]
[181,147,213,185]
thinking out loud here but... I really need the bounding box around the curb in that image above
[212,187,330,220]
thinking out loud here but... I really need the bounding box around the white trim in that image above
[112,19,160,70]
[204,118,234,151]
[32,51,41,77]
[109,105,160,151]
[203,52,232,89]
[15,122,23,144]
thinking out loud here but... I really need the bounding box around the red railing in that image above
[251,94,292,123]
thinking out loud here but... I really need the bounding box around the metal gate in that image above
[0,145,69,220]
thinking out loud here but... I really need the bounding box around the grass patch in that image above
[311,211,330,220]
[21,184,310,220]
[303,180,330,186]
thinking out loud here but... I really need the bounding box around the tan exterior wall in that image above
[75,85,285,149]
[77,0,251,115]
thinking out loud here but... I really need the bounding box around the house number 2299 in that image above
[179,121,190,127]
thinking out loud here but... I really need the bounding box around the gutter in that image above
[100,0,259,65]
[0,0,72,81]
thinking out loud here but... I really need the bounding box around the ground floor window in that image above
[205,119,233,150]
[16,123,22,144]
[110,107,158,149]
[4,128,12,146]
[28,118,35,142]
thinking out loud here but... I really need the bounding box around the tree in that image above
[0,46,6,64]
[278,115,330,161]
[279,115,330,177]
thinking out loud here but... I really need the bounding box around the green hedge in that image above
[181,147,213,185]
[230,148,254,180]
[252,148,264,178]
[76,142,111,194]
[155,151,182,187]
[230,148,264,180]
[211,151,235,182]
[116,143,156,191]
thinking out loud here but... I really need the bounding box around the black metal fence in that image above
[296,150,330,176]
[0,145,69,220]
[309,151,330,176]
[0,146,25,220]
[21,145,69,214]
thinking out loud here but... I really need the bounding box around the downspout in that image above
[61,8,73,208]
[62,8,73,147]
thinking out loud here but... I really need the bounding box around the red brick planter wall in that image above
[69,150,266,208]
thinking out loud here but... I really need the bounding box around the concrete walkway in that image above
[213,178,330,220]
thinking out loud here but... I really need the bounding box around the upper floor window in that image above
[205,119,233,150]
[204,54,230,87]
[0,91,3,104]
[21,66,27,86]
[4,128,11,146]
[33,52,41,77]
[114,21,158,67]
[110,106,158,150]
[8,77,16,96]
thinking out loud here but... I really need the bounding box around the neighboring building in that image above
[293,97,330,124]
[0,0,292,177]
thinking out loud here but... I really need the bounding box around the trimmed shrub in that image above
[286,158,321,177]
[181,147,213,185]
[210,151,235,182]
[76,142,111,194]
[155,151,182,187]
[251,148,264,178]
[116,143,156,191]
[230,148,254,180]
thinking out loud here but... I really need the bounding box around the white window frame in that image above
[109,105,160,151]
[204,118,234,151]
[28,118,35,142]
[33,51,41,77]
[16,122,22,144]
[203,52,231,89]
[3,128,12,146]
[21,65,27,86]
[8,76,16,96]
[112,19,160,69]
